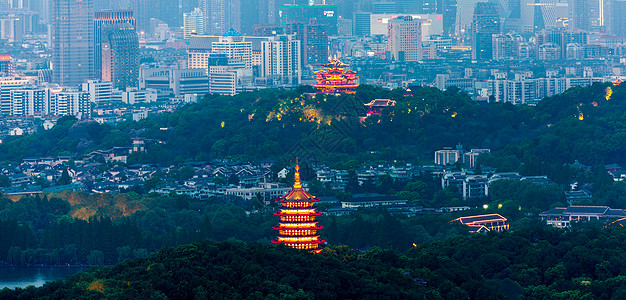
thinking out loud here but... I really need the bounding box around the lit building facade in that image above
[540,206,626,228]
[452,214,509,233]
[313,57,358,94]
[272,163,325,253]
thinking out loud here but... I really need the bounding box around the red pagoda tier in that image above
[271,163,325,253]
[313,57,359,94]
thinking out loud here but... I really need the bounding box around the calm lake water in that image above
[0,267,87,289]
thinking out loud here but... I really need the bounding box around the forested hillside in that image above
[1,82,625,171]
[5,225,626,299]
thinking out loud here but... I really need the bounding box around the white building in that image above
[9,87,48,116]
[225,183,291,204]
[387,16,423,62]
[139,67,209,97]
[2,85,88,118]
[435,149,461,166]
[209,66,237,96]
[463,149,491,168]
[489,77,606,104]
[112,88,158,104]
[53,89,91,118]
[368,13,443,39]
[261,34,301,85]
[0,76,32,115]
[211,30,252,70]
[81,80,113,104]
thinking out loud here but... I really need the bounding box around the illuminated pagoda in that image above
[271,162,325,253]
[313,57,358,94]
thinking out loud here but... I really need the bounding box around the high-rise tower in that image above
[471,2,500,60]
[94,10,135,79]
[102,26,139,90]
[184,8,206,39]
[203,0,226,35]
[51,0,95,87]
[272,162,325,253]
[387,15,423,62]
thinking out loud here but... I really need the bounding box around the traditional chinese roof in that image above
[364,99,396,107]
[467,225,489,233]
[540,206,626,218]
[453,214,507,225]
[322,57,350,68]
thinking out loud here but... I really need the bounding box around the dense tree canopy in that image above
[5,225,626,299]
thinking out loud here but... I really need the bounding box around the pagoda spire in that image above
[293,157,302,189]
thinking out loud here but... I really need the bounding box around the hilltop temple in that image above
[313,57,358,94]
[271,162,325,253]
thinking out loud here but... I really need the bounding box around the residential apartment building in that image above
[261,34,301,85]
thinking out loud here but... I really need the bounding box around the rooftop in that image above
[454,214,507,224]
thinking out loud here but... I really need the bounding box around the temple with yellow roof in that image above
[271,161,325,253]
[313,57,358,94]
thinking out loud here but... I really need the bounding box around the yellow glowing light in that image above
[483,204,489,209]
[578,113,584,121]
[280,209,316,214]
[279,223,318,228]
[606,87,613,101]
[412,243,417,247]
[220,121,225,128]
[451,112,457,118]
[498,204,502,209]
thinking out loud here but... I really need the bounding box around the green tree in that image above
[57,167,72,186]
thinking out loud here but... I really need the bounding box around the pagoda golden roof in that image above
[322,56,350,68]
